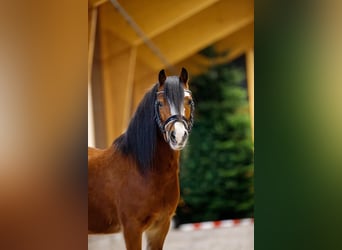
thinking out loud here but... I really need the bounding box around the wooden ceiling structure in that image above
[88,0,254,148]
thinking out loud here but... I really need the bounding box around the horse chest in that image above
[150,176,180,212]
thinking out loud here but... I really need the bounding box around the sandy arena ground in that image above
[88,224,254,250]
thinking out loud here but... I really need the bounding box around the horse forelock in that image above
[164,76,185,115]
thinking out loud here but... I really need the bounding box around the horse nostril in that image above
[170,131,176,142]
[183,131,188,139]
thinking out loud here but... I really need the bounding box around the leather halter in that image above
[155,90,194,142]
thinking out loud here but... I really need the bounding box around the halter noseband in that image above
[155,90,194,142]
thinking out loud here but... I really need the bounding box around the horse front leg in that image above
[122,222,143,250]
[145,217,171,250]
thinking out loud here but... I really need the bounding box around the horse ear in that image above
[158,69,167,86]
[179,67,188,85]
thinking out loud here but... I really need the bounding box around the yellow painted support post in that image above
[246,49,254,141]
[88,8,98,75]
[122,46,137,128]
[88,8,98,147]
[100,43,137,145]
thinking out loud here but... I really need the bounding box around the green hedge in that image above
[176,60,254,225]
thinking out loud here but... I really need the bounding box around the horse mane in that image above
[114,83,159,173]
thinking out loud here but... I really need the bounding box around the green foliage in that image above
[176,61,254,225]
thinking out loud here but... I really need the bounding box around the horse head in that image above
[155,68,194,150]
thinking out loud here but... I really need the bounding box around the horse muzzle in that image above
[165,121,189,150]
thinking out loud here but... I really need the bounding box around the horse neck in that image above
[153,132,180,173]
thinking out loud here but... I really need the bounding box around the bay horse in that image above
[88,68,194,250]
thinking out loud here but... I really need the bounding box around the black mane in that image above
[114,83,159,173]
[114,77,186,174]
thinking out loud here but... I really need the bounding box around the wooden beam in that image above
[137,0,254,70]
[88,8,98,82]
[91,41,107,148]
[215,22,254,53]
[246,49,254,141]
[88,84,95,147]
[100,0,219,45]
[176,21,254,75]
[88,8,98,147]
[88,0,108,9]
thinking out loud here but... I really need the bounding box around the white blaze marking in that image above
[174,122,186,143]
[184,91,191,97]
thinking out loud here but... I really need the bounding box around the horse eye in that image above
[158,101,163,107]
[187,99,192,105]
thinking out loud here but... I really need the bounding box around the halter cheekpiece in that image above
[155,90,194,142]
